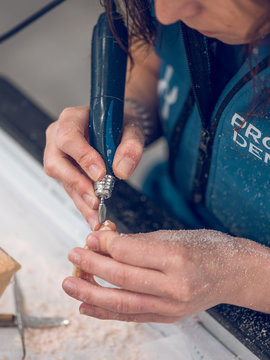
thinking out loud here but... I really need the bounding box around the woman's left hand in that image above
[62,229,265,323]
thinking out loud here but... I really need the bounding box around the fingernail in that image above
[69,250,81,264]
[88,164,102,181]
[117,157,136,177]
[79,304,90,315]
[79,306,86,315]
[63,279,77,296]
[87,217,99,231]
[82,194,98,209]
[87,234,99,251]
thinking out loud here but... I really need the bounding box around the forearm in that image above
[125,43,160,109]
[124,44,162,144]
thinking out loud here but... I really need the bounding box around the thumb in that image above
[112,118,145,179]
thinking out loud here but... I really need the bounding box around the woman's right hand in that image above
[44,105,145,230]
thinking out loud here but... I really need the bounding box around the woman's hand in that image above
[44,46,160,230]
[44,105,145,230]
[62,229,270,323]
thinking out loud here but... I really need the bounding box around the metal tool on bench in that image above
[89,4,128,224]
[13,275,26,359]
[0,276,69,360]
[0,314,70,328]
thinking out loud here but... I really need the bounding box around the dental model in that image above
[73,220,116,285]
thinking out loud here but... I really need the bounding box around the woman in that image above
[44,0,270,323]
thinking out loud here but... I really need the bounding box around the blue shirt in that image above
[143,21,270,246]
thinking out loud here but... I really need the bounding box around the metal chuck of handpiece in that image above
[89,6,128,224]
[95,175,115,223]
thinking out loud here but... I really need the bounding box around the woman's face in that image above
[155,0,270,44]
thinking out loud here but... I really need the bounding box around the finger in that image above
[68,247,168,297]
[55,107,106,182]
[112,119,144,179]
[62,276,180,316]
[86,230,172,271]
[79,303,179,323]
[64,187,100,231]
[44,145,99,209]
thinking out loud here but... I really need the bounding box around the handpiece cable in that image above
[0,0,67,44]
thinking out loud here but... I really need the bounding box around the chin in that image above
[215,35,250,45]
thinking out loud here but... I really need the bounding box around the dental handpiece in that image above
[89,9,128,224]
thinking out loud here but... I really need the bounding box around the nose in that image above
[155,0,202,25]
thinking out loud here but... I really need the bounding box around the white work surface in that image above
[0,129,238,360]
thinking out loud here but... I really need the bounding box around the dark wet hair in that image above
[100,0,155,48]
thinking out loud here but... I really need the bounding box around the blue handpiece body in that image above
[89,11,128,176]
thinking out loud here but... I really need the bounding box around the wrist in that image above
[224,237,270,313]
